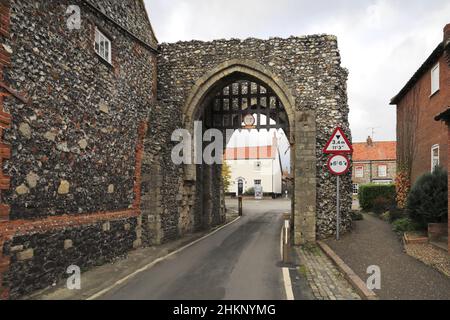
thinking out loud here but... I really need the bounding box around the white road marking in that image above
[280,225,295,301]
[282,268,295,301]
[86,216,242,300]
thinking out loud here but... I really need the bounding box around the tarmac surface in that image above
[101,199,291,300]
[326,213,450,300]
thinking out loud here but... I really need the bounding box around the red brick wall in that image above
[0,0,11,299]
[397,53,450,183]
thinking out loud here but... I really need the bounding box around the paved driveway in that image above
[326,214,450,300]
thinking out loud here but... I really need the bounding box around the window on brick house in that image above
[94,27,112,64]
[378,165,388,178]
[355,166,364,178]
[431,63,440,95]
[431,145,440,172]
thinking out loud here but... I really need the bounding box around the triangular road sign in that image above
[323,127,353,154]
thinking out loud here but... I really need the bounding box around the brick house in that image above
[352,137,397,194]
[435,108,450,252]
[392,23,450,253]
[391,24,450,184]
[0,0,157,299]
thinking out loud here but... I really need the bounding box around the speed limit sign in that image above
[327,154,350,176]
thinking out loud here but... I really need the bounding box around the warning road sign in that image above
[323,127,353,154]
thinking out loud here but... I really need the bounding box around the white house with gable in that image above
[224,140,283,197]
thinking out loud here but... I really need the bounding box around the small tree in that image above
[222,162,232,193]
[407,166,448,228]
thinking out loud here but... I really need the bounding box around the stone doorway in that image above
[193,77,292,230]
[179,60,317,245]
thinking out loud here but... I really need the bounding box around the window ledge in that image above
[95,52,114,69]
[430,89,440,98]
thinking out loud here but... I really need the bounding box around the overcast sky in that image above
[144,0,449,143]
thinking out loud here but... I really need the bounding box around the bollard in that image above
[283,218,291,264]
[238,196,243,217]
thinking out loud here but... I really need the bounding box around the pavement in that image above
[326,213,450,300]
[295,245,360,300]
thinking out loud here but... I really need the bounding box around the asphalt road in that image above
[101,199,292,300]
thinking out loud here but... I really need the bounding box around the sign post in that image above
[337,175,340,240]
[323,128,353,241]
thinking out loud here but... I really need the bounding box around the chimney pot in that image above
[444,23,450,44]
[367,136,373,146]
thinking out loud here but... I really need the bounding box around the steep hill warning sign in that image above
[323,127,353,154]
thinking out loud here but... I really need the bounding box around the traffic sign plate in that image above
[323,127,353,154]
[327,154,350,176]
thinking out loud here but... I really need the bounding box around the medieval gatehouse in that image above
[0,0,351,299]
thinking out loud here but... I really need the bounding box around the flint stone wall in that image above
[1,0,156,298]
[152,36,353,240]
[3,0,156,218]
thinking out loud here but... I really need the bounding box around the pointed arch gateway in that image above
[182,59,317,245]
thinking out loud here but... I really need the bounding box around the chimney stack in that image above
[444,23,450,44]
[367,136,373,147]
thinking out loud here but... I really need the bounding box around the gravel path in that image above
[326,214,450,300]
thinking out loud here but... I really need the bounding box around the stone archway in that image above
[144,36,352,247]
[182,59,317,245]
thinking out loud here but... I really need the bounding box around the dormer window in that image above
[431,63,440,95]
[94,27,112,64]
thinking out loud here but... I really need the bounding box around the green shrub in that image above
[388,208,406,223]
[392,218,420,233]
[245,187,255,196]
[380,211,390,222]
[359,184,396,213]
[351,211,364,221]
[407,166,448,229]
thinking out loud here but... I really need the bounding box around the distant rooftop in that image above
[224,146,276,160]
[353,138,396,161]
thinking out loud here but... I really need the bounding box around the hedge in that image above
[359,184,396,212]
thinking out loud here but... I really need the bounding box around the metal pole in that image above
[336,176,340,241]
[238,196,243,217]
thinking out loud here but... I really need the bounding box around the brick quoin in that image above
[133,121,148,209]
[0,0,11,299]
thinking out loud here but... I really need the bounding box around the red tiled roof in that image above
[353,141,397,161]
[224,146,275,160]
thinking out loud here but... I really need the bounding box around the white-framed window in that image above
[94,27,112,64]
[355,166,364,178]
[254,161,262,171]
[431,63,440,95]
[431,144,440,172]
[352,184,359,195]
[254,180,262,186]
[378,165,388,178]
